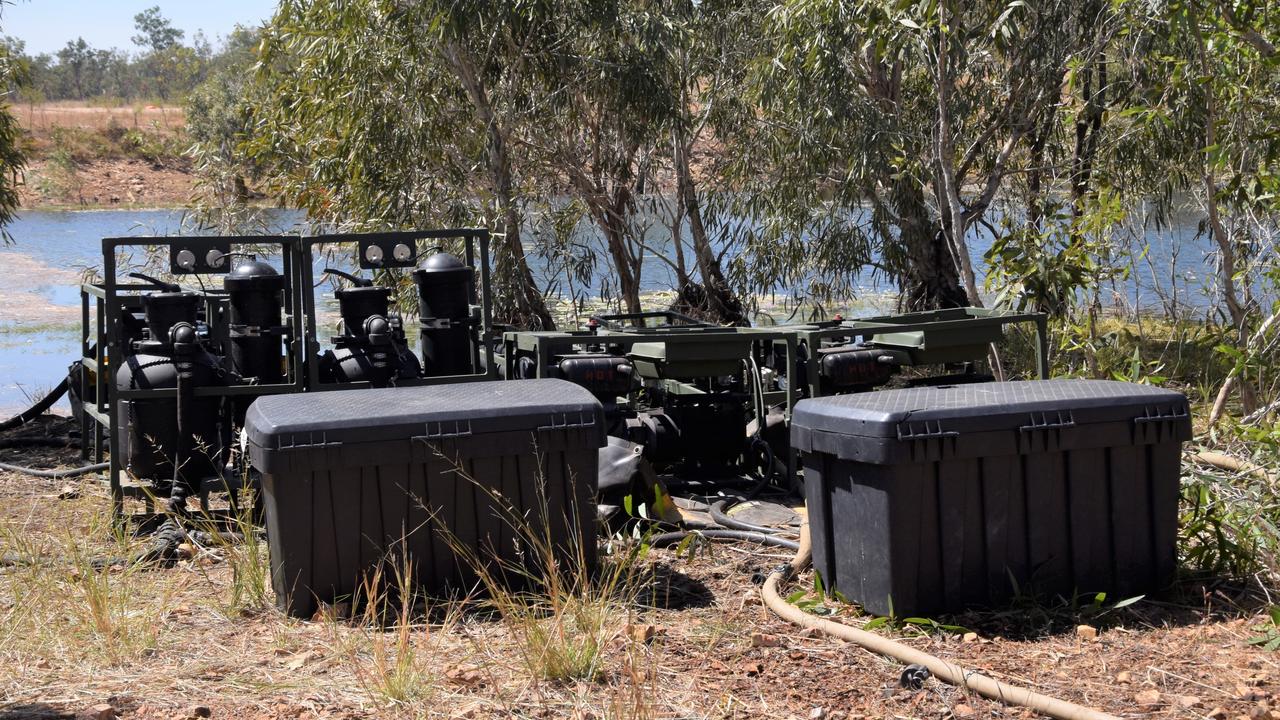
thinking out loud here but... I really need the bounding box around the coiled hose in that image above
[761,524,1119,720]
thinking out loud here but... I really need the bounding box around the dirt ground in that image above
[14,102,195,210]
[0,423,1278,720]
[18,156,195,209]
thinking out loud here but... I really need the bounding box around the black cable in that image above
[647,529,800,551]
[0,461,108,479]
[710,498,800,537]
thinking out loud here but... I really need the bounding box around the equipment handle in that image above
[322,267,372,287]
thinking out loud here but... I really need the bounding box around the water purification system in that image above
[317,267,422,386]
[301,229,496,390]
[81,236,306,517]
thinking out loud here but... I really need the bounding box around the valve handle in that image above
[127,272,180,292]
[322,267,372,287]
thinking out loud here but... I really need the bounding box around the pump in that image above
[114,274,225,509]
[411,250,476,377]
[319,268,421,386]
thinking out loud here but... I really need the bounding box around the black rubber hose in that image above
[710,498,800,537]
[647,529,801,551]
[0,461,108,478]
[0,376,70,432]
[0,437,78,449]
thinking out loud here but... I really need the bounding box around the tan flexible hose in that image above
[1191,450,1276,484]
[761,524,1120,720]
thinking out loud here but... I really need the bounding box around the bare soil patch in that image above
[13,103,194,210]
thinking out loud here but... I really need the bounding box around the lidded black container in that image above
[245,379,605,617]
[411,252,475,377]
[224,260,286,385]
[792,379,1192,616]
[115,290,224,484]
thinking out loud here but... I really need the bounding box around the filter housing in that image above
[791,379,1192,616]
[245,379,605,617]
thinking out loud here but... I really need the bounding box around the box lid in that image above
[791,379,1190,462]
[245,378,604,455]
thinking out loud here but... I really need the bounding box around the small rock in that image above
[751,632,781,647]
[35,659,50,669]
[627,624,658,645]
[446,665,484,687]
[1206,709,1228,720]
[1239,685,1270,702]
[809,708,826,720]
[57,484,80,500]
[952,704,977,718]
[1177,696,1202,709]
[81,704,116,720]
[187,706,211,719]
[1135,689,1162,706]
[962,632,978,643]
[1115,671,1132,684]
[741,660,764,677]
[1075,624,1098,641]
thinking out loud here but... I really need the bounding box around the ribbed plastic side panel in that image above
[262,435,599,618]
[805,440,1182,616]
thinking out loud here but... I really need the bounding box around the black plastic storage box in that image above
[792,380,1191,616]
[245,379,605,617]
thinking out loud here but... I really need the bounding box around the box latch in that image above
[1017,411,1075,453]
[413,419,474,441]
[538,411,598,432]
[1133,404,1190,443]
[276,431,343,450]
[895,420,959,461]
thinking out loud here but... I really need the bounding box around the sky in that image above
[3,1,279,56]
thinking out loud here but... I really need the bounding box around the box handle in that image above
[1018,411,1076,433]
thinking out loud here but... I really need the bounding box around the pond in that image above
[0,205,1245,416]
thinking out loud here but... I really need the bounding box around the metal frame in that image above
[299,229,497,391]
[785,307,1049,399]
[82,235,308,518]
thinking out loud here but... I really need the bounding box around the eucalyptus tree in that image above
[242,0,554,328]
[736,0,1099,311]
[519,0,683,315]
[1100,0,1280,415]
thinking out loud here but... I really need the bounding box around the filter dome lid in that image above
[224,260,284,289]
[412,252,471,283]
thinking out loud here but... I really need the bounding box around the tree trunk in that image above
[443,41,553,330]
[895,180,967,311]
[673,130,746,325]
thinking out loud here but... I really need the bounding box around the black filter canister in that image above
[224,260,286,383]
[411,252,474,377]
